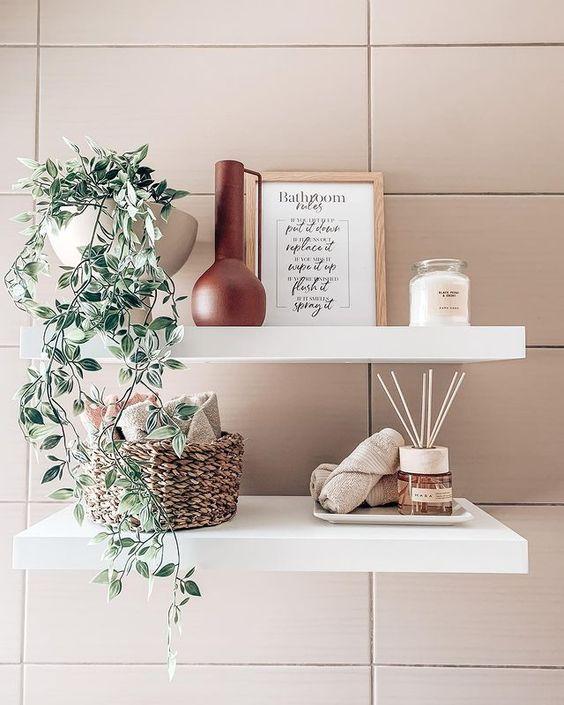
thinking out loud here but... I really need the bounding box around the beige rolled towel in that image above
[365,473,398,506]
[318,428,404,514]
[118,392,221,444]
[310,463,337,502]
[166,392,221,439]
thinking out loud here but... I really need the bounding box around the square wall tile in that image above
[383,195,564,344]
[25,665,370,705]
[40,47,368,193]
[374,506,564,666]
[372,47,564,193]
[26,506,370,664]
[0,665,21,705]
[41,0,367,45]
[0,504,26,663]
[0,350,28,501]
[0,48,36,191]
[375,666,564,705]
[372,351,564,502]
[371,0,564,44]
[0,196,32,345]
[0,0,36,43]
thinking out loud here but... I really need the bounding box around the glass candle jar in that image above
[409,258,470,326]
[397,446,453,516]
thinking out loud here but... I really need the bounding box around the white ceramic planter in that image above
[47,201,198,276]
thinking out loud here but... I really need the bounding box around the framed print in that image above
[245,172,386,326]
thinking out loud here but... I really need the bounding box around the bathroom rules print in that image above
[260,178,382,325]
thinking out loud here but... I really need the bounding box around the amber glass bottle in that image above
[398,446,452,516]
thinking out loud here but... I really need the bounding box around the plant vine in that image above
[5,138,200,678]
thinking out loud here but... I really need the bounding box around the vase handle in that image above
[244,168,262,280]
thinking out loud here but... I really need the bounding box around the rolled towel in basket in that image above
[118,392,221,445]
[318,428,404,514]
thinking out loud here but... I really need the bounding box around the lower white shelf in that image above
[13,497,528,574]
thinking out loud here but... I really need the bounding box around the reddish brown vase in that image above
[192,160,266,326]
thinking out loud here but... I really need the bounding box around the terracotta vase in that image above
[192,160,266,326]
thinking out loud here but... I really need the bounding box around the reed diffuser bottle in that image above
[377,369,466,517]
[398,446,452,516]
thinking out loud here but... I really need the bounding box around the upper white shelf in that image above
[20,325,526,363]
[13,497,527,574]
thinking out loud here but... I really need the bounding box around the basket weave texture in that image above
[82,432,244,530]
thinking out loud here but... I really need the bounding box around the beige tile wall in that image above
[0,2,562,703]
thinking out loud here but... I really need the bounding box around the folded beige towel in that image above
[318,428,404,514]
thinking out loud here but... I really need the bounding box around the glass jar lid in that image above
[412,258,468,274]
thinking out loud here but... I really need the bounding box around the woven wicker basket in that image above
[82,432,244,530]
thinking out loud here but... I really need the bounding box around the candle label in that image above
[411,486,452,503]
[431,283,466,316]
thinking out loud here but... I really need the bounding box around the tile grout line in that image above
[367,4,376,703]
[0,42,562,49]
[18,661,564,669]
[21,7,42,704]
[376,663,564,670]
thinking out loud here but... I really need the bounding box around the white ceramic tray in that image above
[313,499,473,526]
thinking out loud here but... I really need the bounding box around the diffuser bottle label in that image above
[411,486,452,503]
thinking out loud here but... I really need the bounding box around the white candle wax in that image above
[410,270,470,326]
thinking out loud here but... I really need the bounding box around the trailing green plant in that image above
[5,138,200,679]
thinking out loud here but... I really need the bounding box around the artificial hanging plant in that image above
[5,138,201,678]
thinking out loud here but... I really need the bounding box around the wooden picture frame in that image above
[244,171,386,325]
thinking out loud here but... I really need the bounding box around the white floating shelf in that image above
[20,325,526,363]
[13,497,527,574]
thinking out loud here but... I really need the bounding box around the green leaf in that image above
[73,398,85,415]
[121,334,134,356]
[104,467,117,489]
[145,425,177,440]
[73,503,85,525]
[179,597,191,606]
[91,569,110,584]
[146,368,162,388]
[41,465,62,484]
[176,404,198,420]
[77,474,95,487]
[108,579,122,600]
[17,157,39,169]
[30,304,56,319]
[24,407,44,424]
[154,563,175,578]
[78,358,102,372]
[46,158,58,177]
[164,358,185,370]
[118,367,132,385]
[57,271,73,288]
[49,487,73,500]
[90,531,110,545]
[171,190,189,200]
[185,580,201,597]
[160,203,172,222]
[104,312,120,332]
[149,316,173,330]
[135,560,150,579]
[172,431,186,459]
[41,434,62,450]
[11,211,33,223]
